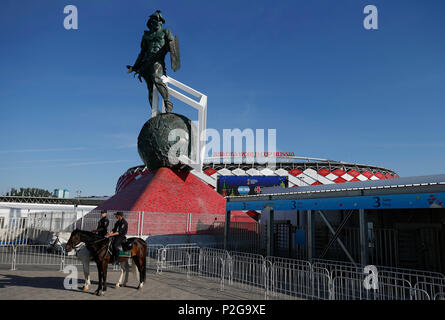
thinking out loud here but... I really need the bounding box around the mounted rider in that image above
[91,210,109,238]
[105,211,128,264]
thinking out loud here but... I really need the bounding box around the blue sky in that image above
[0,0,444,196]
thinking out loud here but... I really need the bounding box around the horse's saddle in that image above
[118,250,131,257]
[120,239,134,252]
[109,238,134,257]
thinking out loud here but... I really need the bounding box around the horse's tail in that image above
[142,242,147,283]
[138,239,147,283]
[142,251,147,283]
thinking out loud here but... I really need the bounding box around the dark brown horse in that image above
[65,229,147,296]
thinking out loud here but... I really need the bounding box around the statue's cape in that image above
[169,35,180,72]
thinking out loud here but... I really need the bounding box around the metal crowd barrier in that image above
[376,265,445,298]
[269,261,331,300]
[0,246,15,267]
[0,245,65,271]
[146,244,164,269]
[332,275,430,300]
[2,242,445,300]
[311,257,445,300]
[194,247,227,290]
[0,244,133,272]
[226,255,271,299]
[157,247,192,279]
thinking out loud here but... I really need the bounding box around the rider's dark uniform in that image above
[96,216,109,237]
[111,217,128,262]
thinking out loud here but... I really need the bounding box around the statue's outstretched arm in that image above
[132,35,147,71]
[126,35,147,82]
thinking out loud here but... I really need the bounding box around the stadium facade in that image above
[116,156,399,196]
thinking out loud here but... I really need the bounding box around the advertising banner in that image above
[217,176,288,196]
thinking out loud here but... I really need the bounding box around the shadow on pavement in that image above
[0,273,115,294]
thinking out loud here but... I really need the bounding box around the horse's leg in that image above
[95,260,103,296]
[132,244,146,290]
[101,258,109,295]
[116,259,131,288]
[132,255,143,290]
[131,258,140,284]
[80,248,93,291]
[115,260,125,288]
[140,245,147,287]
[123,259,132,286]
[82,256,90,291]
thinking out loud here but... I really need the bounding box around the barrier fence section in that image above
[0,218,28,245]
[0,210,261,255]
[78,211,140,236]
[0,245,66,271]
[311,258,445,300]
[194,247,228,290]
[265,256,327,300]
[0,211,78,245]
[228,255,270,299]
[1,242,445,300]
[148,246,445,300]
[1,210,445,300]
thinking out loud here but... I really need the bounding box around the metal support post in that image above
[224,210,231,250]
[80,210,84,230]
[186,213,191,244]
[359,209,369,266]
[49,214,53,238]
[140,211,145,237]
[137,211,141,237]
[307,210,314,261]
[267,208,274,257]
[11,246,16,271]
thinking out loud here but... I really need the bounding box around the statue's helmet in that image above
[147,10,165,28]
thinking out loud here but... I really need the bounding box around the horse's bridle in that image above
[68,232,110,258]
[68,233,87,254]
[72,242,85,255]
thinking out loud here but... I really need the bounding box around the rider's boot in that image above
[112,249,119,265]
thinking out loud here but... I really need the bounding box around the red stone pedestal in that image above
[95,167,226,214]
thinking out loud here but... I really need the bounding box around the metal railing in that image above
[311,257,445,299]
[0,245,65,271]
[227,255,270,299]
[194,247,227,290]
[1,241,444,300]
[332,275,430,300]
[269,262,331,300]
[1,210,261,254]
[149,246,444,300]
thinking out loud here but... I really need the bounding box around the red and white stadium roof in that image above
[116,156,398,194]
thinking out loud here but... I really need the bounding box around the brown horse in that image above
[65,229,147,296]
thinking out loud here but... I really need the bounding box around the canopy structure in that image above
[226,174,445,211]
[224,174,445,266]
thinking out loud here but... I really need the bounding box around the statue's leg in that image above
[152,62,173,113]
[143,76,154,111]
